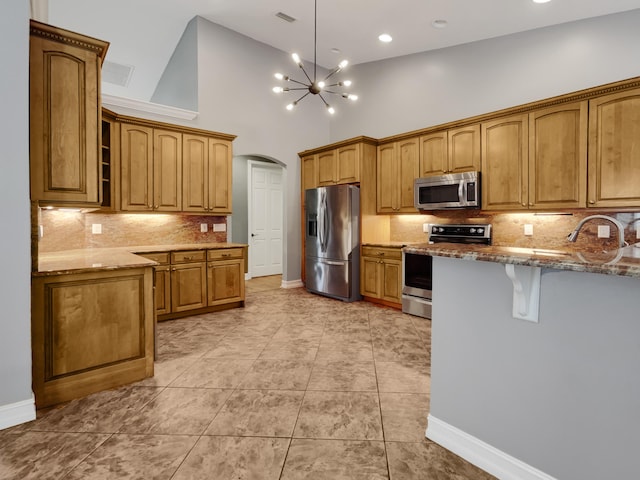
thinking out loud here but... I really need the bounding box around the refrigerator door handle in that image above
[319,190,329,253]
[324,260,344,266]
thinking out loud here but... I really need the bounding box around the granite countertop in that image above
[36,243,248,276]
[403,242,640,278]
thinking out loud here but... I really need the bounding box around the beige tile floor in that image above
[0,276,495,480]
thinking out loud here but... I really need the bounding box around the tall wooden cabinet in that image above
[29,20,109,207]
[377,137,420,213]
[588,88,640,208]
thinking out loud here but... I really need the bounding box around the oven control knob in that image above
[477,228,484,234]
[438,227,445,233]
[470,228,476,233]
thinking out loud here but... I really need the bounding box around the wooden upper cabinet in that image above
[29,21,108,206]
[481,114,529,210]
[301,155,318,194]
[317,150,337,186]
[208,139,233,214]
[120,123,154,211]
[529,101,587,209]
[336,144,360,184]
[588,88,640,208]
[182,134,233,214]
[419,125,480,177]
[377,137,419,213]
[153,129,182,211]
[182,134,209,212]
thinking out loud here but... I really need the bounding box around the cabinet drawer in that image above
[139,252,170,265]
[207,248,244,261]
[361,246,402,260]
[171,250,206,264]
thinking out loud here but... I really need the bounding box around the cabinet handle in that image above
[183,256,192,260]
[222,253,230,257]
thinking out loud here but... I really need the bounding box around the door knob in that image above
[251,233,256,237]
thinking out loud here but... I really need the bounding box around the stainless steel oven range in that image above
[401,224,492,318]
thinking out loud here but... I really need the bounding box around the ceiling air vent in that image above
[102,61,134,87]
[276,11,297,23]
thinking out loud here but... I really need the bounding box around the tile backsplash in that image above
[389,210,640,252]
[38,210,228,252]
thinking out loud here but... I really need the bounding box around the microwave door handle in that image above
[459,181,465,205]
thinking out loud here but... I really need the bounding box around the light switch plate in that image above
[597,225,610,238]
[200,223,208,233]
[91,224,102,234]
[524,224,533,236]
[213,223,226,232]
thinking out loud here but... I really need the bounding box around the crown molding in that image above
[101,94,199,121]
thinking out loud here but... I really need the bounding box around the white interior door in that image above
[249,162,283,277]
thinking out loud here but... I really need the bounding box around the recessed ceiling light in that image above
[330,47,341,54]
[378,33,393,43]
[431,19,448,29]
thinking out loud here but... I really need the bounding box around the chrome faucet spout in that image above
[567,215,627,248]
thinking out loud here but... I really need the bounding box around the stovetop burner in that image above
[428,223,492,245]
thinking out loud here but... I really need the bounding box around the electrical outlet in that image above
[200,223,208,233]
[524,224,533,236]
[91,224,102,234]
[597,225,610,238]
[213,223,226,232]
[422,223,430,233]
[636,227,640,240]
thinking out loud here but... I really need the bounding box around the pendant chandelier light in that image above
[272,0,357,114]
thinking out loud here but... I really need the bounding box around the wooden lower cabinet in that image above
[170,250,207,313]
[140,247,246,320]
[360,246,402,307]
[31,267,154,408]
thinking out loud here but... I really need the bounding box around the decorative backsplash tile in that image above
[38,210,228,252]
[389,210,640,252]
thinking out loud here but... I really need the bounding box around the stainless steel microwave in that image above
[414,171,480,210]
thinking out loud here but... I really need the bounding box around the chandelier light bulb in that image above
[340,80,352,87]
[339,60,348,69]
[286,102,295,111]
[348,94,358,101]
[327,105,335,115]
[274,73,284,80]
[273,86,284,93]
[292,53,302,66]
[318,81,325,89]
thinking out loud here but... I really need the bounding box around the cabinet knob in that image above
[172,268,176,271]
[589,200,595,204]
[522,202,526,207]
[529,203,534,206]
[154,205,159,209]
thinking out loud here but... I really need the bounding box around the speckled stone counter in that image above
[403,242,640,278]
[36,243,248,276]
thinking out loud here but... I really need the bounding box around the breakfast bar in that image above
[404,242,640,480]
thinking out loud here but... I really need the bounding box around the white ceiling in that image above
[48,0,640,101]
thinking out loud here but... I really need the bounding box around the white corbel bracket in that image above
[504,264,541,323]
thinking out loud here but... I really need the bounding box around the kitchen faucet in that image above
[567,215,628,248]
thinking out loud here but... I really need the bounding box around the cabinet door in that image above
[360,256,381,298]
[529,102,587,209]
[588,89,640,208]
[182,134,209,212]
[376,143,397,213]
[207,260,245,306]
[29,34,101,205]
[381,259,402,304]
[419,132,448,176]
[336,144,360,184]
[397,138,420,212]
[208,139,233,214]
[153,129,182,211]
[154,266,171,315]
[448,124,480,173]
[317,150,337,186]
[301,155,318,192]
[171,262,207,312]
[120,124,154,211]
[481,115,529,210]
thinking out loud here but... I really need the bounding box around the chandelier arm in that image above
[287,87,312,91]
[318,93,330,107]
[298,63,313,85]
[294,91,312,104]
[322,67,342,82]
[287,78,308,87]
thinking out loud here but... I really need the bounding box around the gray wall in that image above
[431,256,640,479]
[0,0,34,420]
[151,16,198,111]
[330,9,640,141]
[153,17,332,282]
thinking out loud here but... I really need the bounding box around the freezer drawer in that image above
[305,256,359,302]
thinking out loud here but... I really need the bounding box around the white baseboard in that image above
[0,395,36,431]
[426,415,557,480]
[281,279,304,289]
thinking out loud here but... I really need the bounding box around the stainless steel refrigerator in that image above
[305,185,361,302]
